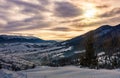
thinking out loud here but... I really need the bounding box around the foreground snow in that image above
[0,69,25,78]
[0,66,120,78]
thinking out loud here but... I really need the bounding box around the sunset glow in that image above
[83,3,97,19]
[0,0,120,40]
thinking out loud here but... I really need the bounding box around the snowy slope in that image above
[0,69,25,78]
[1,66,120,78]
[0,42,77,66]
[0,54,35,71]
[0,42,55,54]
[20,66,120,78]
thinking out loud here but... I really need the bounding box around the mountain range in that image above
[64,24,120,53]
[0,35,57,43]
[0,24,120,69]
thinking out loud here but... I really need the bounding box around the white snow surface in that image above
[19,66,120,78]
[0,69,25,78]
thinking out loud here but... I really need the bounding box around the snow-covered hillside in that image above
[0,42,78,67]
[0,69,25,78]
[0,42,55,54]
[1,66,120,78]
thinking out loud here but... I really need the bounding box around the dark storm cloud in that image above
[54,2,82,18]
[7,0,49,12]
[1,16,50,33]
[50,26,83,32]
[21,8,40,14]
[59,18,84,24]
[23,16,44,22]
[0,4,12,9]
[0,0,52,33]
[51,27,70,31]
[90,16,120,26]
[99,8,120,17]
[96,4,109,9]
[72,15,120,29]
[20,0,50,14]
[0,4,12,21]
[38,0,50,5]
[0,14,8,21]
[2,23,50,33]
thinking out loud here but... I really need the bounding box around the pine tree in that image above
[0,62,2,69]
[80,32,97,68]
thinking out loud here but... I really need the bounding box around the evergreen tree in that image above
[80,32,97,68]
[0,62,2,69]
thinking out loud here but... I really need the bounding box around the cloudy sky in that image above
[0,0,120,40]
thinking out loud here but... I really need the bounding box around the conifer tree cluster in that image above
[80,32,97,68]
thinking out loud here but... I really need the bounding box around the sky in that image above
[0,0,120,40]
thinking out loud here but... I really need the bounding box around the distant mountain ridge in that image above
[47,24,120,67]
[63,24,120,52]
[0,35,45,43]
